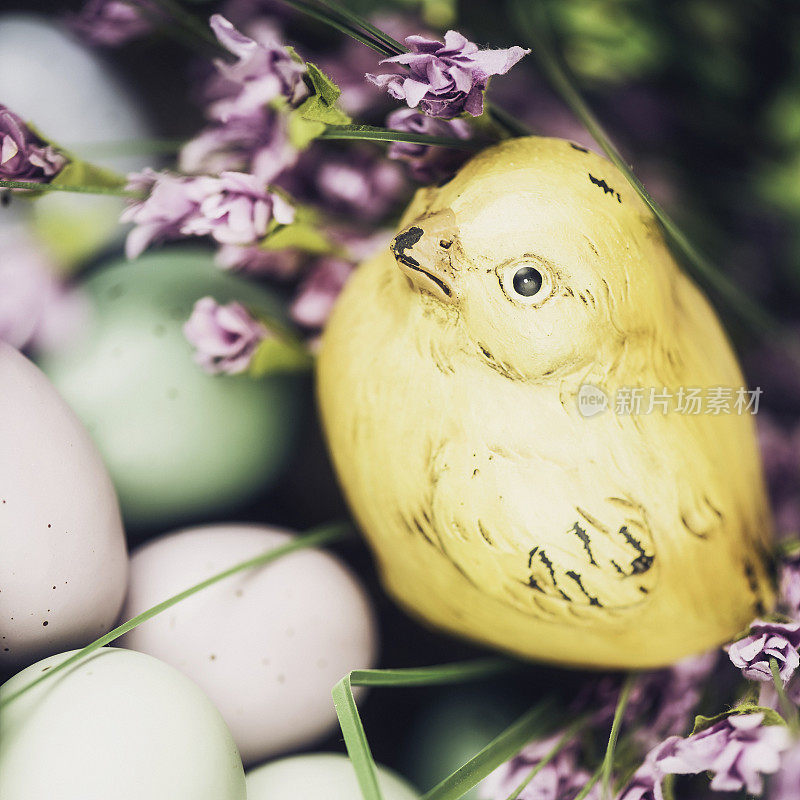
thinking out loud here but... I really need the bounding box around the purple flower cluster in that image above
[183,297,268,375]
[0,105,66,183]
[480,733,600,800]
[367,30,529,119]
[69,0,157,46]
[728,620,800,684]
[290,257,353,329]
[660,713,789,795]
[180,15,306,181]
[780,551,800,619]
[122,169,294,258]
[386,108,472,181]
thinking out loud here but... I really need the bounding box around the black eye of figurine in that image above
[512,266,543,297]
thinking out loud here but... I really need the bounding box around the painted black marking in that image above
[528,546,539,569]
[537,550,571,601]
[477,521,494,546]
[439,239,453,249]
[391,226,423,266]
[631,554,654,574]
[610,559,625,576]
[570,143,589,153]
[588,174,622,203]
[565,570,602,607]
[570,522,597,566]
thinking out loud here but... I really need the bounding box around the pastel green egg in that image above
[39,249,303,528]
[246,754,420,800]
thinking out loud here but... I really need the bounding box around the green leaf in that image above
[0,522,353,709]
[692,703,786,734]
[262,221,338,254]
[248,334,313,376]
[288,60,352,147]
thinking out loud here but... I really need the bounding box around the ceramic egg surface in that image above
[0,647,246,800]
[39,250,303,528]
[118,524,378,764]
[0,342,127,668]
[246,754,421,800]
[0,14,152,265]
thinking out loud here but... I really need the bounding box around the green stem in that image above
[573,767,602,800]
[0,180,139,197]
[319,124,483,149]
[504,718,586,800]
[507,0,776,337]
[0,522,352,709]
[601,673,637,799]
[662,774,677,800]
[770,658,798,731]
[145,0,223,51]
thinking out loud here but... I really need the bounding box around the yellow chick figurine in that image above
[318,136,774,668]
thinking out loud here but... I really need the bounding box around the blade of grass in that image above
[508,0,776,336]
[311,0,407,54]
[0,522,353,709]
[600,673,637,799]
[319,124,483,149]
[504,717,586,800]
[332,659,521,800]
[422,701,558,800]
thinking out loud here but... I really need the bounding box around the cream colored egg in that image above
[0,342,127,668]
[0,648,246,800]
[246,753,421,800]
[0,14,152,266]
[118,524,378,765]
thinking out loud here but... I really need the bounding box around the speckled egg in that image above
[0,14,152,267]
[246,754,420,800]
[0,342,127,669]
[117,524,379,765]
[0,647,246,800]
[38,250,304,528]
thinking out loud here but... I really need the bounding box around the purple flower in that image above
[656,713,790,795]
[480,733,600,800]
[617,738,681,800]
[290,257,353,329]
[121,169,294,258]
[727,620,800,684]
[0,106,66,183]
[385,108,471,182]
[367,30,529,119]
[180,108,297,183]
[770,741,800,800]
[68,0,157,46]
[207,15,308,122]
[183,297,268,374]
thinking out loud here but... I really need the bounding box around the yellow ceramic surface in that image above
[318,136,774,669]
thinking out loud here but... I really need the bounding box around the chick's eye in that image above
[512,266,543,297]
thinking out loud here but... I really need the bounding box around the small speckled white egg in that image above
[39,250,303,528]
[118,524,379,765]
[0,342,127,668]
[0,647,246,800]
[246,753,421,800]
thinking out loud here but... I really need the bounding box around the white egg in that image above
[0,342,127,668]
[0,647,246,800]
[0,14,152,265]
[246,753,421,800]
[118,524,379,765]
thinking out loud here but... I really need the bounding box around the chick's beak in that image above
[390,209,459,303]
